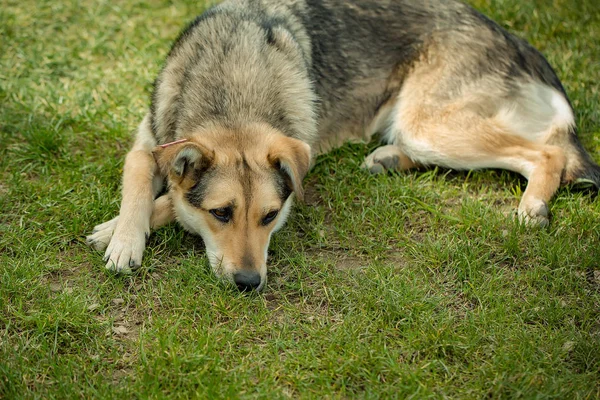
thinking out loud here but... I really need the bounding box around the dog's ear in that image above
[267,136,311,200]
[154,141,214,189]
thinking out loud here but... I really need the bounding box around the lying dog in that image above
[87,0,599,291]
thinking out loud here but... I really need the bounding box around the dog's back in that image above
[152,0,599,194]
[150,0,318,147]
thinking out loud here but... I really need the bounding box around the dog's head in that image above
[154,124,311,292]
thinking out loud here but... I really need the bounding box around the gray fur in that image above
[149,0,599,186]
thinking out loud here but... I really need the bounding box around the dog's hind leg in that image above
[391,102,567,227]
[361,100,419,174]
[512,141,566,226]
[473,133,566,226]
[88,114,165,272]
[362,144,418,174]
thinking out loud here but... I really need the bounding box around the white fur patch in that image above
[550,88,575,129]
[495,82,574,142]
[272,195,294,233]
[174,196,227,275]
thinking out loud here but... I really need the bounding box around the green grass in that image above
[1,0,599,398]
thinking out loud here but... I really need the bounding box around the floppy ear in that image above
[153,141,214,190]
[267,136,312,200]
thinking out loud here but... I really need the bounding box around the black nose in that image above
[233,271,262,291]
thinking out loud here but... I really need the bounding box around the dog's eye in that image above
[262,210,279,225]
[209,207,232,223]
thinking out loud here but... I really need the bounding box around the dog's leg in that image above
[392,104,566,226]
[469,138,566,227]
[507,142,566,227]
[104,157,154,271]
[88,114,165,272]
[149,194,176,229]
[87,194,175,252]
[362,144,418,174]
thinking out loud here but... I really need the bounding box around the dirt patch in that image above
[303,180,324,206]
[263,284,343,329]
[304,247,410,272]
[335,256,365,270]
[107,299,143,342]
[44,249,158,344]
[42,249,91,291]
[384,251,409,269]
[306,249,368,271]
[104,273,166,343]
[586,268,600,291]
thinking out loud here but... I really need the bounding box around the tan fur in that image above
[87,195,175,252]
[150,123,309,290]
[96,116,160,272]
[266,134,311,200]
[88,0,599,290]
[360,41,580,226]
[150,195,175,229]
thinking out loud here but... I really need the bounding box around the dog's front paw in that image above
[103,229,148,273]
[517,199,549,228]
[86,216,119,251]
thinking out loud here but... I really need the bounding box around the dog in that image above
[87,0,600,291]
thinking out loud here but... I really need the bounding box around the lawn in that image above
[1,0,599,398]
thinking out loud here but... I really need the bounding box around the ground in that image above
[1,0,599,398]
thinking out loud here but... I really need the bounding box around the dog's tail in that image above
[562,126,600,191]
[572,159,600,191]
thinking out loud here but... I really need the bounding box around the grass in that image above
[1,0,599,398]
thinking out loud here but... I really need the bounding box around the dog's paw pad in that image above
[364,156,399,174]
[376,155,400,170]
